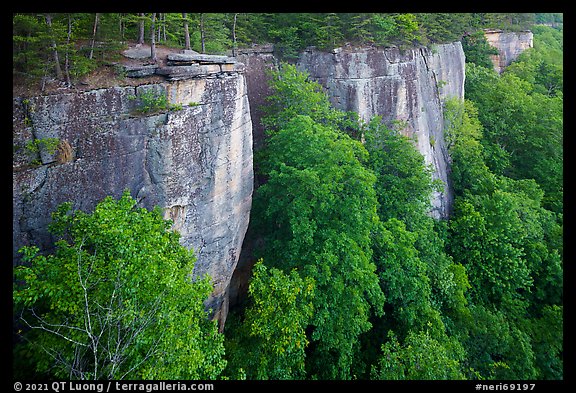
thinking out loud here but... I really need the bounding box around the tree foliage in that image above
[443,93,562,379]
[13,191,226,380]
[13,12,549,86]
[372,330,466,380]
[228,63,470,380]
[13,13,562,381]
[253,111,385,379]
[461,30,499,69]
[224,260,314,379]
[464,26,563,214]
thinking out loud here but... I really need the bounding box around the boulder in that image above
[13,73,254,331]
[124,64,159,78]
[167,53,235,65]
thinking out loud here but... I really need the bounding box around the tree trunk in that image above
[119,13,125,41]
[182,13,191,50]
[232,13,238,57]
[44,14,63,80]
[64,14,72,87]
[88,13,100,60]
[137,13,145,45]
[200,13,205,54]
[150,13,157,62]
[162,13,167,42]
[157,13,162,42]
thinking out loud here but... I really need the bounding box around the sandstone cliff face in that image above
[296,42,465,219]
[13,68,253,328]
[13,41,467,325]
[484,29,533,74]
[236,44,277,154]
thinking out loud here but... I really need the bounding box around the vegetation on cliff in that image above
[13,12,562,89]
[13,191,226,379]
[224,24,562,380]
[13,14,562,381]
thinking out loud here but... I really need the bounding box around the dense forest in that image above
[13,13,563,381]
[13,12,563,86]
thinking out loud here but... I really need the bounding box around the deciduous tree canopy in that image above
[13,15,562,381]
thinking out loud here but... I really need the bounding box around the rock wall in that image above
[236,44,277,154]
[484,29,533,74]
[13,41,468,325]
[13,61,253,329]
[296,42,466,219]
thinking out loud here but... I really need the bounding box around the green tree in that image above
[261,63,343,132]
[13,191,226,380]
[363,117,436,225]
[465,39,563,214]
[443,97,497,196]
[464,305,537,380]
[416,13,474,43]
[373,219,444,337]
[225,260,315,379]
[462,30,499,69]
[481,13,535,31]
[253,114,384,379]
[528,305,563,379]
[372,330,466,380]
[444,95,562,380]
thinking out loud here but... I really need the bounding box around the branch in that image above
[75,239,99,379]
[19,310,88,348]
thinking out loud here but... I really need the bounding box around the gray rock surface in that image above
[296,42,466,219]
[13,73,253,330]
[484,30,533,73]
[167,53,235,65]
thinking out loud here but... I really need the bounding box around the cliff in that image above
[296,42,466,219]
[12,56,253,329]
[484,29,533,73]
[13,41,467,325]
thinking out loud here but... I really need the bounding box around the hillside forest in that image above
[13,13,563,380]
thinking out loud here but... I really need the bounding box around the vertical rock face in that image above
[13,41,468,326]
[236,44,277,153]
[13,71,253,329]
[296,42,465,219]
[484,29,533,74]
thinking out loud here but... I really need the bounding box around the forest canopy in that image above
[224,19,563,377]
[13,13,563,381]
[13,12,563,86]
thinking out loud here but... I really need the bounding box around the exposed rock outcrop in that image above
[484,29,533,74]
[13,41,468,326]
[296,42,466,219]
[13,57,253,330]
[236,44,277,154]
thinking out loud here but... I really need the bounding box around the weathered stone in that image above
[181,49,200,55]
[155,65,202,76]
[156,64,225,80]
[235,43,274,55]
[235,50,277,154]
[124,64,159,77]
[484,29,533,74]
[220,63,235,72]
[296,42,466,219]
[13,73,253,331]
[122,44,153,59]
